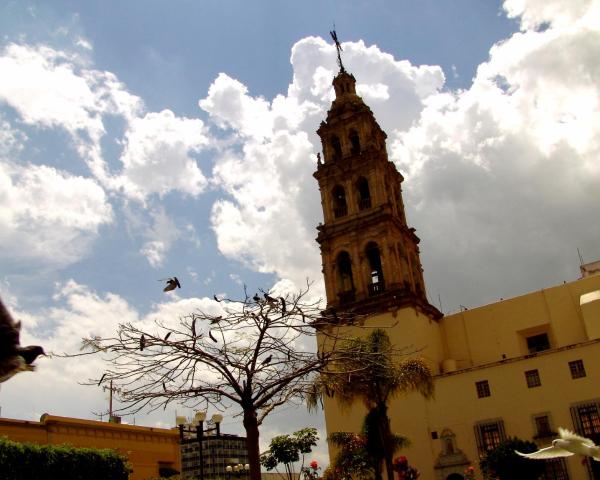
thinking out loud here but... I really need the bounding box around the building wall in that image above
[322,273,600,480]
[0,414,181,480]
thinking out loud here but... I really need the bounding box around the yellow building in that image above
[314,65,600,480]
[0,414,181,480]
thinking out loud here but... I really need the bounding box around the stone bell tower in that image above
[313,68,440,319]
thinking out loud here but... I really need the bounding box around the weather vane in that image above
[330,28,345,73]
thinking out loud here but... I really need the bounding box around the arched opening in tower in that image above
[356,176,371,210]
[336,251,355,303]
[332,185,348,218]
[366,242,385,295]
[330,135,342,160]
[349,130,361,155]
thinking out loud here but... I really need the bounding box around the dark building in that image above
[181,433,249,480]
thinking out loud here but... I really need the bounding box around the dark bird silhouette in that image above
[140,334,146,351]
[253,294,261,302]
[213,294,221,302]
[164,332,171,341]
[97,373,107,386]
[280,297,286,314]
[0,297,46,383]
[264,293,276,304]
[261,354,273,366]
[210,316,222,325]
[161,277,181,292]
[209,330,218,343]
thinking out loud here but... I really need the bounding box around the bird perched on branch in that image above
[264,293,277,304]
[161,277,181,292]
[0,297,46,383]
[261,354,273,366]
[516,428,600,461]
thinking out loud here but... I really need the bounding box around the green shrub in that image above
[0,436,131,480]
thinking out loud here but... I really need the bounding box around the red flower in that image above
[310,461,318,470]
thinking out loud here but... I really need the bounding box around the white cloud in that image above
[139,207,181,268]
[201,37,444,289]
[503,0,595,30]
[116,110,210,201]
[0,160,113,267]
[389,1,600,308]
[0,43,143,181]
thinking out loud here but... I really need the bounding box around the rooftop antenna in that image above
[577,247,584,266]
[330,27,346,73]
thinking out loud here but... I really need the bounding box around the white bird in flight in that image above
[516,428,600,461]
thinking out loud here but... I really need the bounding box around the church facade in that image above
[314,67,600,480]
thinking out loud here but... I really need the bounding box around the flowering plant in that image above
[464,465,476,480]
[301,460,320,480]
[392,456,419,480]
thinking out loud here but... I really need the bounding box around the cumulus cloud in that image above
[0,43,142,181]
[390,0,600,308]
[201,37,445,289]
[0,159,113,267]
[116,110,210,201]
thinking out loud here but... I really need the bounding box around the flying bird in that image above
[261,354,273,366]
[516,428,600,461]
[161,277,181,292]
[97,373,107,386]
[0,297,46,383]
[140,334,146,351]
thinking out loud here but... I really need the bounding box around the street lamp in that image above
[227,463,250,480]
[177,412,223,480]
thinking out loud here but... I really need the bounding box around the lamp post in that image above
[227,463,250,480]
[177,412,223,480]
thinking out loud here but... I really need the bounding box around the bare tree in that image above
[69,285,346,480]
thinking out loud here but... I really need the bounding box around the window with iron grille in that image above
[542,458,569,480]
[576,404,600,436]
[474,419,505,457]
[476,380,491,398]
[569,360,586,379]
[570,402,600,479]
[533,414,554,438]
[525,369,541,388]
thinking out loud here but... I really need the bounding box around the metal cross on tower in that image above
[330,29,345,72]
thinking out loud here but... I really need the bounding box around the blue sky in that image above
[1,0,599,468]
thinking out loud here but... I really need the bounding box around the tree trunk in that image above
[378,402,395,480]
[243,407,262,480]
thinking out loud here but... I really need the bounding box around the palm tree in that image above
[309,329,433,480]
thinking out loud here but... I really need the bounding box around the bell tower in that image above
[314,69,440,319]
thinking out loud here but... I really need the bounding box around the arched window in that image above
[349,130,361,155]
[356,176,371,210]
[331,135,342,160]
[332,185,347,218]
[365,242,385,295]
[336,251,355,303]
